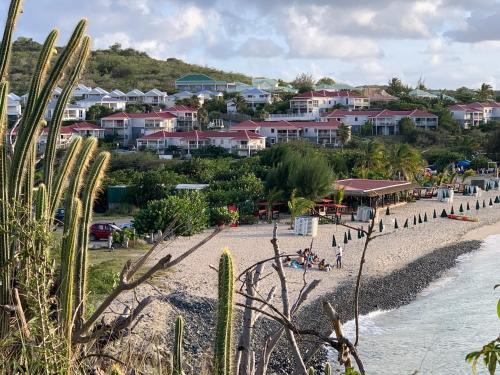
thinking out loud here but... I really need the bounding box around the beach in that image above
[107,190,500,372]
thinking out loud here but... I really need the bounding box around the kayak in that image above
[447,214,479,222]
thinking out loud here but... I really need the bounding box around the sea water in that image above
[333,234,500,375]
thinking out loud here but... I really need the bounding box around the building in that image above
[449,102,500,128]
[143,88,168,105]
[240,88,272,109]
[45,100,86,122]
[175,74,228,92]
[66,122,106,139]
[289,90,370,117]
[164,105,198,131]
[325,109,438,135]
[72,83,92,99]
[7,96,21,118]
[408,89,439,99]
[164,91,198,107]
[334,178,414,209]
[361,87,398,103]
[110,89,127,100]
[76,95,127,111]
[85,87,109,98]
[230,119,349,147]
[126,89,145,103]
[100,111,177,146]
[136,130,266,157]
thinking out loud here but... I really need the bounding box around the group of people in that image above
[284,246,343,271]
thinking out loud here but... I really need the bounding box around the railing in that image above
[265,113,319,121]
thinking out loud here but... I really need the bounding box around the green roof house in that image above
[175,74,229,92]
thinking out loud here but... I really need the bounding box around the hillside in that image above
[8,38,252,94]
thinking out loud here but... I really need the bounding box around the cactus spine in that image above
[214,248,235,375]
[173,316,184,375]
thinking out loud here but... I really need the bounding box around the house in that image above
[195,89,223,101]
[230,119,349,147]
[175,74,228,92]
[8,93,20,101]
[72,83,92,99]
[240,88,272,109]
[100,111,177,145]
[449,102,500,128]
[51,86,63,101]
[164,105,198,131]
[315,82,355,91]
[361,87,398,103]
[143,89,167,105]
[45,100,86,122]
[110,89,127,100]
[136,130,266,156]
[164,91,197,107]
[66,122,106,138]
[126,89,145,103]
[76,95,127,111]
[252,78,279,91]
[226,81,252,93]
[7,98,21,118]
[408,89,439,99]
[85,87,109,98]
[289,90,370,118]
[325,109,438,135]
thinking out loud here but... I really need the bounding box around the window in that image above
[355,117,358,121]
[271,128,275,133]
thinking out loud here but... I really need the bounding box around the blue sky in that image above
[3,0,500,89]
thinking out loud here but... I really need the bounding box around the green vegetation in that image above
[9,38,252,94]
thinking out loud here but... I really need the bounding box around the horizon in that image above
[3,0,500,91]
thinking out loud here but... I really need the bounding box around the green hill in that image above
[8,38,252,94]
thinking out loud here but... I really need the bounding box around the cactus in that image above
[308,367,316,375]
[324,362,332,375]
[214,249,235,375]
[173,316,184,375]
[0,0,22,80]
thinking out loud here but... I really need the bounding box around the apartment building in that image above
[449,102,500,128]
[240,88,272,108]
[165,105,199,131]
[45,100,86,122]
[76,95,127,111]
[175,74,229,92]
[289,90,370,117]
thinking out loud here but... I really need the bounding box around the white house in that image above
[240,88,272,108]
[230,119,349,147]
[409,89,439,99]
[136,130,266,156]
[45,100,86,122]
[7,98,22,117]
[85,87,109,98]
[100,111,177,145]
[72,83,92,99]
[164,91,196,107]
[51,86,63,101]
[110,89,127,100]
[449,102,500,128]
[143,89,167,105]
[126,89,145,103]
[325,109,438,135]
[164,105,198,131]
[76,95,127,111]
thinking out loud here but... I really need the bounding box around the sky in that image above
[3,0,500,89]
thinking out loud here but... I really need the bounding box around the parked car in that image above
[90,223,121,241]
[54,208,65,225]
[120,222,134,230]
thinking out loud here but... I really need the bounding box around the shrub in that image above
[210,207,239,226]
[133,191,208,236]
[239,214,258,225]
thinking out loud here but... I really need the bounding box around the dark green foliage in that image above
[495,196,500,204]
[214,249,234,375]
[132,191,208,236]
[441,209,448,218]
[86,104,115,121]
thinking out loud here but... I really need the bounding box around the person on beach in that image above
[336,246,343,268]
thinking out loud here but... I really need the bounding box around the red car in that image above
[89,223,121,241]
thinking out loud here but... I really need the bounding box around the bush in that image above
[133,191,208,236]
[210,207,239,226]
[87,263,120,296]
[239,214,258,225]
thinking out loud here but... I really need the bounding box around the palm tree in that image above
[386,143,424,181]
[265,187,283,223]
[337,123,350,149]
[288,189,315,229]
[476,83,494,101]
[233,93,247,113]
[354,140,386,178]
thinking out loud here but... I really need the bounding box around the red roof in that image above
[230,119,343,131]
[66,122,103,131]
[165,105,197,113]
[335,179,412,192]
[449,102,500,112]
[101,111,177,120]
[325,109,437,119]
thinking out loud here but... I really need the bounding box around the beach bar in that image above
[334,179,414,209]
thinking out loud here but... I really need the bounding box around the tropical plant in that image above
[386,143,424,181]
[288,189,315,229]
[476,83,494,102]
[353,140,387,178]
[210,206,239,226]
[338,123,350,148]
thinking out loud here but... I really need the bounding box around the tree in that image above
[291,73,315,93]
[353,140,387,178]
[133,191,209,236]
[476,83,494,102]
[232,93,248,113]
[86,104,115,121]
[338,123,350,148]
[176,95,201,109]
[399,117,418,143]
[287,189,315,228]
[129,168,183,206]
[288,154,333,199]
[386,143,424,181]
[416,77,426,90]
[316,77,335,86]
[454,87,475,103]
[386,77,410,96]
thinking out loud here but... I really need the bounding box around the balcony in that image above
[265,112,319,121]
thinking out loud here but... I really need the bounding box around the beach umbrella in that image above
[424,213,428,222]
[495,196,500,204]
[473,186,478,194]
[489,198,493,206]
[344,232,348,244]
[394,218,399,229]
[459,203,464,213]
[433,209,437,219]
[476,200,480,210]
[418,214,423,224]
[404,218,409,228]
[357,229,362,239]
[361,227,365,237]
[379,219,384,232]
[369,210,374,220]
[386,206,390,215]
[348,230,352,241]
[466,202,470,210]
[351,212,355,221]
[413,215,417,226]
[440,209,448,218]
[450,206,455,214]
[331,234,337,247]
[486,184,490,191]
[483,200,486,208]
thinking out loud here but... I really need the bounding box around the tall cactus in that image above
[214,248,235,375]
[173,316,184,375]
[324,362,332,375]
[0,0,22,80]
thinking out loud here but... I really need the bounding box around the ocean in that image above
[332,234,500,375]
